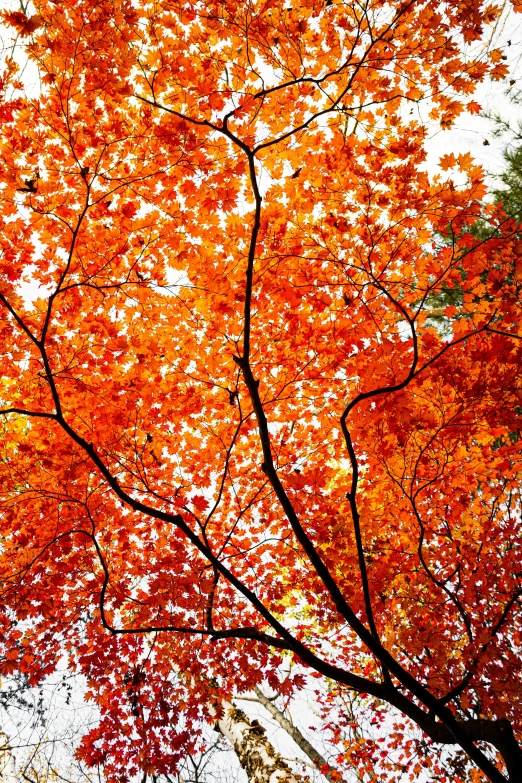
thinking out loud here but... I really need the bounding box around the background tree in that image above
[0,1,521,782]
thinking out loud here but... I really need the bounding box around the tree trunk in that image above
[252,687,342,783]
[0,729,20,783]
[216,701,310,783]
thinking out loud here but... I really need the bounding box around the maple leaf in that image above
[1,12,43,37]
[467,100,482,114]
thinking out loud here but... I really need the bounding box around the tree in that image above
[0,670,104,783]
[1,728,20,783]
[216,700,308,783]
[0,0,521,781]
[250,686,339,783]
[1,670,248,783]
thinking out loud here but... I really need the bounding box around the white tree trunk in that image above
[217,701,310,783]
[252,687,342,783]
[0,730,20,783]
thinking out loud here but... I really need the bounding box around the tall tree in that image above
[251,687,339,783]
[0,1,521,782]
[216,701,308,783]
[0,729,20,783]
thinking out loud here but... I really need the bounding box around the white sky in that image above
[423,5,522,180]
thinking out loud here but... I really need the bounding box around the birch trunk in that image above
[216,701,310,783]
[252,687,341,783]
[0,730,20,783]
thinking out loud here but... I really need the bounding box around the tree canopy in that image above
[0,1,522,782]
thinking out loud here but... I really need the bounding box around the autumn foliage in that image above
[0,0,521,781]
